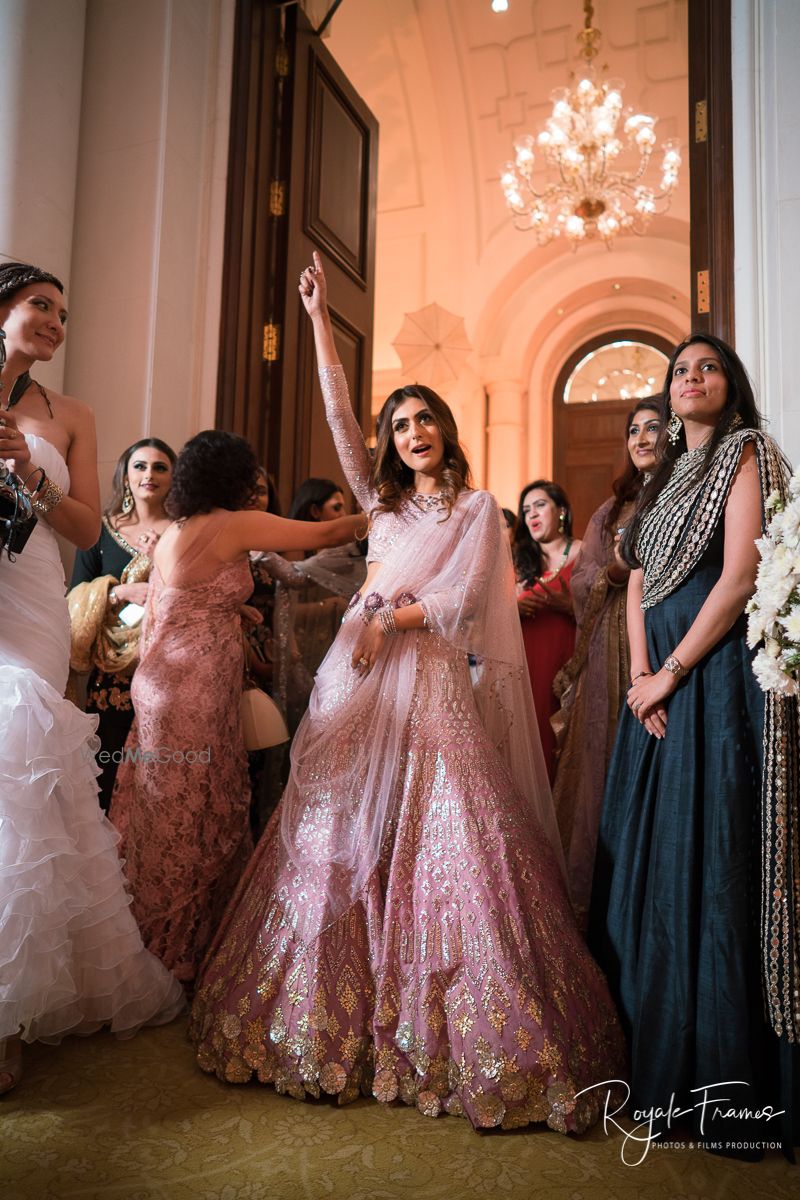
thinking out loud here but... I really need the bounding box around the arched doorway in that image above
[552,330,673,536]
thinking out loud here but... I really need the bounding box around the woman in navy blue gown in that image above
[589,333,799,1159]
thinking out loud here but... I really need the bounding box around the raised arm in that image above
[299,252,374,513]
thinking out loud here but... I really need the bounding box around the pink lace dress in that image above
[188,369,625,1132]
[110,514,254,982]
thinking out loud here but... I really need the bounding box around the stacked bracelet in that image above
[32,475,64,515]
[379,606,398,636]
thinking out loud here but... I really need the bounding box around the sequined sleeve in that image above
[250,551,307,590]
[318,364,375,512]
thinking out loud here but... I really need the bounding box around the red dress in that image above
[519,559,577,782]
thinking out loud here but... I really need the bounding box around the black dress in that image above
[70,520,138,810]
[589,522,798,1156]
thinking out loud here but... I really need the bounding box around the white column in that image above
[485,378,526,509]
[64,0,235,490]
[732,0,800,461]
[0,0,86,392]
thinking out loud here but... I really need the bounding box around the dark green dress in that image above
[589,522,798,1156]
[70,520,138,810]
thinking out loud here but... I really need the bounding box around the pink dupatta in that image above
[279,488,564,943]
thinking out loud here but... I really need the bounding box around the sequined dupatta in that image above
[639,429,800,1043]
[278,488,562,944]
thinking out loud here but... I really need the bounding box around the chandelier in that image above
[499,1,681,246]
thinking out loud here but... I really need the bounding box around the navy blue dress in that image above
[589,524,797,1155]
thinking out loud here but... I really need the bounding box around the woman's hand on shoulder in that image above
[229,509,364,557]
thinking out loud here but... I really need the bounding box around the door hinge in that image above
[276,42,290,77]
[695,99,707,143]
[263,323,280,362]
[696,269,710,314]
[269,180,286,217]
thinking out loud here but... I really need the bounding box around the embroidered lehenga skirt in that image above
[189,628,625,1132]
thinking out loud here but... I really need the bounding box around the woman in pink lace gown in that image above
[109,431,364,984]
[188,254,624,1133]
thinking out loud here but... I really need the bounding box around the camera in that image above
[0,327,38,558]
[0,459,37,558]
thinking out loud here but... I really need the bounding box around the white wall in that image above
[0,0,86,393]
[733,0,800,465]
[63,0,235,497]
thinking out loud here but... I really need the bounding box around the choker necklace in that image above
[411,490,445,510]
[538,537,572,583]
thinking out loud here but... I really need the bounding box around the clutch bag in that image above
[241,686,289,751]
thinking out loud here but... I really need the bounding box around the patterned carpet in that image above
[0,1016,794,1200]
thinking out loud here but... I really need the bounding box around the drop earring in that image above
[122,482,134,515]
[558,510,566,534]
[666,407,683,445]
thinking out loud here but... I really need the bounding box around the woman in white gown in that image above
[0,261,184,1094]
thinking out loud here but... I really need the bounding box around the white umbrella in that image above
[391,302,472,388]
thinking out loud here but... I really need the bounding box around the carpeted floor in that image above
[0,1016,794,1200]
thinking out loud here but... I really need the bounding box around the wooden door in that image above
[216,2,378,514]
[552,330,673,538]
[688,0,734,341]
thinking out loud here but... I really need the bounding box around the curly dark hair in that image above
[288,477,342,521]
[371,384,472,520]
[166,430,259,519]
[106,438,177,524]
[513,480,574,587]
[621,332,763,567]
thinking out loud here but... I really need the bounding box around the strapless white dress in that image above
[0,435,184,1043]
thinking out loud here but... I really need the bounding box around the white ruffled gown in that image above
[0,435,184,1043]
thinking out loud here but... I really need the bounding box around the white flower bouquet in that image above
[747,468,800,695]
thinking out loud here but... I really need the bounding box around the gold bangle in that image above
[32,477,64,515]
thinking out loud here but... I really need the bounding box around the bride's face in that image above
[0,283,68,363]
[390,398,444,477]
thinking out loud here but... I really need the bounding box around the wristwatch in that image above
[662,654,686,679]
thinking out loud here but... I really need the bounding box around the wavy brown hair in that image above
[621,332,763,567]
[603,399,662,538]
[370,384,472,519]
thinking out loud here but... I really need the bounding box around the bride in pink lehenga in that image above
[189,254,625,1132]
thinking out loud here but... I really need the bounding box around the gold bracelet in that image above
[32,476,64,515]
